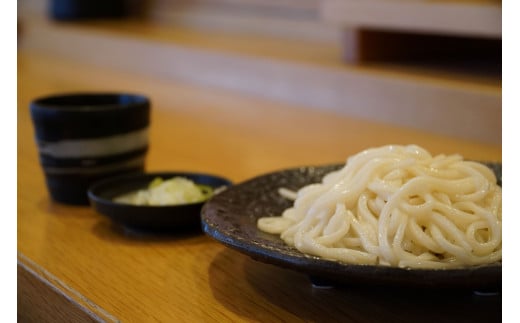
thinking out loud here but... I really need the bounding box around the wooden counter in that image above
[17,51,501,322]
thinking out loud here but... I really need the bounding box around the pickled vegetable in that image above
[114,177,213,206]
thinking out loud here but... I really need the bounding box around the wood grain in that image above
[17,50,501,322]
[18,259,113,323]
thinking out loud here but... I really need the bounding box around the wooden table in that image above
[18,51,502,322]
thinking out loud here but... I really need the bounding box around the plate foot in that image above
[309,275,336,289]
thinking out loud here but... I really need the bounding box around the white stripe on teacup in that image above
[43,156,145,175]
[37,128,149,158]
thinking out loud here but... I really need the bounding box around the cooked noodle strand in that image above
[257,145,502,269]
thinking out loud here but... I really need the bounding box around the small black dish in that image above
[88,172,232,233]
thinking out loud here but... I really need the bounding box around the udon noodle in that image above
[257,145,502,269]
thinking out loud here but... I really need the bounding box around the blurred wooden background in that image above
[18,0,502,144]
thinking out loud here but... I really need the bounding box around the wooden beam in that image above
[321,0,501,38]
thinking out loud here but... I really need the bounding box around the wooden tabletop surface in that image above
[17,50,502,322]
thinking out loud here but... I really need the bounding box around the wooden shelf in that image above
[17,5,501,144]
[146,0,339,44]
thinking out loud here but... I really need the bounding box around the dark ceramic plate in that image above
[201,162,502,290]
[89,172,232,233]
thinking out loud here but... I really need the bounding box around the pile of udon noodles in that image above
[257,145,502,269]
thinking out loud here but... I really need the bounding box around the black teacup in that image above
[30,93,150,205]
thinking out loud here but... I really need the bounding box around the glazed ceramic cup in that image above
[30,93,150,205]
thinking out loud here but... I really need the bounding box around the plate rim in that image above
[201,162,502,289]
